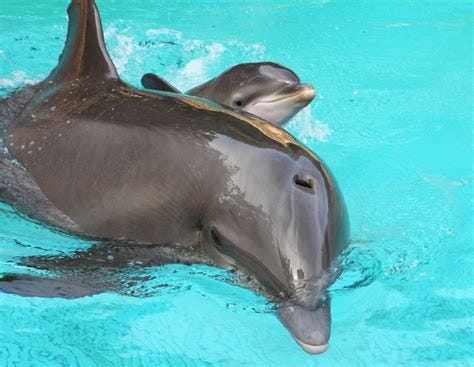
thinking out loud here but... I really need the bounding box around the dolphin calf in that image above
[0,0,349,354]
[141,62,316,126]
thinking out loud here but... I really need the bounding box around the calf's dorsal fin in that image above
[141,73,181,93]
[46,0,119,83]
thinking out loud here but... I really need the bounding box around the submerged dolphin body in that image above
[141,62,316,126]
[0,0,349,354]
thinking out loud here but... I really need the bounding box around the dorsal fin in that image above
[46,0,118,83]
[141,73,181,93]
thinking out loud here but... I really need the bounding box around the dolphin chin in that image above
[277,296,331,354]
[295,340,329,354]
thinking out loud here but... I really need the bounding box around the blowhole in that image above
[293,175,313,190]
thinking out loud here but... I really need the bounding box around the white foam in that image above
[226,40,266,58]
[120,27,266,90]
[0,71,41,89]
[106,29,139,74]
[174,42,226,90]
[286,106,333,143]
[145,28,183,39]
[104,26,118,39]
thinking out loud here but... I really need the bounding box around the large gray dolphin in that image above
[141,62,316,126]
[0,0,349,354]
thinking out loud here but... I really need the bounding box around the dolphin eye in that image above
[232,95,245,107]
[210,227,224,250]
[293,174,313,190]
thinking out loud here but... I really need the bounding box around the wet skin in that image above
[1,0,349,353]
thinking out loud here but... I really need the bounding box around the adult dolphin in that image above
[141,62,316,126]
[0,0,349,354]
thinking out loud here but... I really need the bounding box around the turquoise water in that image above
[1,0,473,365]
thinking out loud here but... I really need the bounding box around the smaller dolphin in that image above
[141,62,315,126]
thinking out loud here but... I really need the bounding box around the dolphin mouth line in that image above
[294,339,329,354]
[257,84,316,104]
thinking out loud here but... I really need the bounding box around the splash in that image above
[104,27,140,74]
[104,25,266,91]
[174,42,226,90]
[0,71,41,93]
[286,106,333,143]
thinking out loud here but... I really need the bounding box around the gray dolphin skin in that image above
[0,0,349,354]
[141,62,316,126]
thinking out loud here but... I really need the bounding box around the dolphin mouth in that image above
[293,83,316,101]
[295,339,329,354]
[277,296,331,354]
[258,84,316,104]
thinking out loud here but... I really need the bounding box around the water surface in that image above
[0,1,473,365]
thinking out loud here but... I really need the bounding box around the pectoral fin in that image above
[0,274,101,298]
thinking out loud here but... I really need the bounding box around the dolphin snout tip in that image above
[278,299,331,354]
[297,84,316,101]
[302,84,316,98]
[295,339,329,354]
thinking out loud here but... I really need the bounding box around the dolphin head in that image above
[202,135,349,353]
[189,62,315,126]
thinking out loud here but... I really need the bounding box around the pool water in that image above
[1,0,473,365]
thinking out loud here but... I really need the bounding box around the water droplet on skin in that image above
[29,141,34,146]
[66,120,71,124]
[38,147,42,151]
[20,145,25,150]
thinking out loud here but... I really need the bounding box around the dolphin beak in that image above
[296,83,316,101]
[296,339,329,354]
[278,297,331,354]
[260,83,316,104]
[245,82,316,125]
[272,83,316,106]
